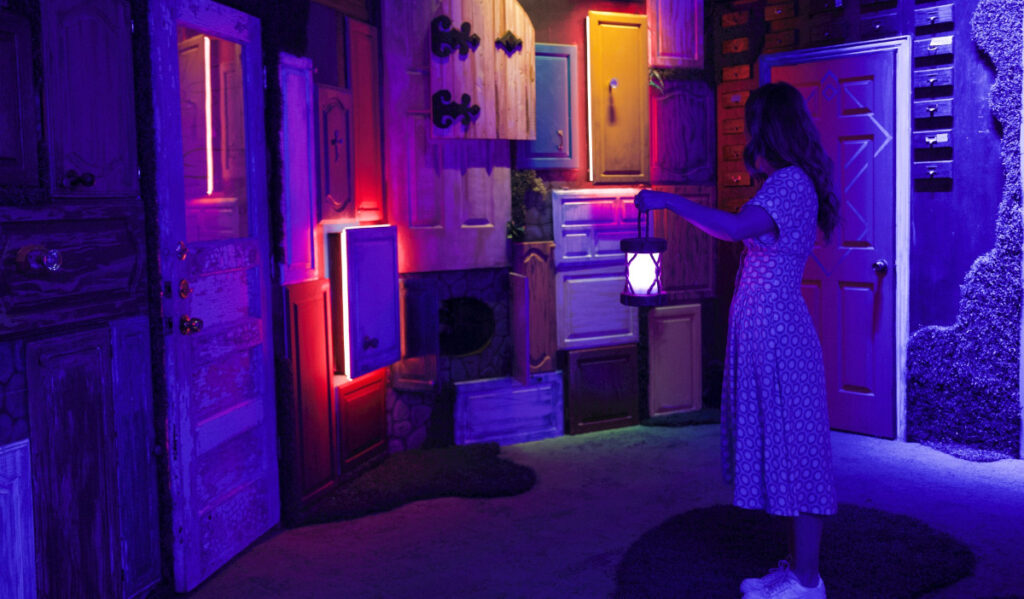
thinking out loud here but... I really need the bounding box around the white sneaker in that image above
[742,568,826,599]
[740,560,793,594]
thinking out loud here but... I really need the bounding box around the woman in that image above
[635,81,839,599]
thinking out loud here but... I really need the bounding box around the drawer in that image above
[860,13,900,39]
[720,89,750,110]
[554,266,638,350]
[914,35,953,66]
[861,0,898,12]
[551,188,642,268]
[810,19,848,44]
[912,161,952,179]
[913,66,950,91]
[0,205,146,334]
[912,130,953,162]
[912,98,953,120]
[722,37,750,55]
[764,29,796,52]
[722,64,751,82]
[722,10,750,28]
[809,0,844,15]
[765,3,795,21]
[721,168,751,188]
[722,118,745,135]
[915,3,954,33]
[723,144,745,162]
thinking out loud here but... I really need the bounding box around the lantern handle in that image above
[637,205,651,238]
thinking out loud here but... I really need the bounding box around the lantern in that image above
[620,209,667,306]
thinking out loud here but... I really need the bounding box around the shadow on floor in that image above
[613,503,974,599]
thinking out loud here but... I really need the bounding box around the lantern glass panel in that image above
[627,251,661,295]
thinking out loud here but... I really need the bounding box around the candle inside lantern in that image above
[625,251,662,296]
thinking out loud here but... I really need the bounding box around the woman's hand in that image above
[633,189,666,212]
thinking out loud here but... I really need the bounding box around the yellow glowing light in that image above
[204,36,213,196]
[627,252,661,295]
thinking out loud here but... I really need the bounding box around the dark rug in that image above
[300,442,535,526]
[614,503,975,599]
[921,440,1016,463]
[641,408,720,427]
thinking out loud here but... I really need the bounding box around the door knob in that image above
[180,315,204,335]
[16,245,62,272]
[872,259,889,275]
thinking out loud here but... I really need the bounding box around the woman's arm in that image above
[633,189,777,242]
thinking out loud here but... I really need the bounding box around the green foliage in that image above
[508,169,546,240]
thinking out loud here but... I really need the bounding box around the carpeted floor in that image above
[300,442,536,525]
[641,407,721,427]
[614,503,975,599]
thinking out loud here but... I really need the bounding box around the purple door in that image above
[769,49,897,439]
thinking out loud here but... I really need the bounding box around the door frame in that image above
[148,0,277,590]
[759,37,912,441]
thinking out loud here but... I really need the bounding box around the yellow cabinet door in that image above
[587,11,650,183]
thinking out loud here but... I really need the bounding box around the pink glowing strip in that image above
[204,36,213,196]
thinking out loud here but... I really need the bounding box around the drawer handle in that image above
[929,15,938,24]
[62,169,95,189]
[874,23,881,30]
[16,245,63,272]
[925,135,937,146]
[927,105,938,114]
[927,166,937,178]
[928,77,937,85]
[556,129,564,152]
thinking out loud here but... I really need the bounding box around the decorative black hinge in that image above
[495,30,523,56]
[432,90,480,128]
[431,15,480,58]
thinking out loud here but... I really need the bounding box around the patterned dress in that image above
[720,165,838,517]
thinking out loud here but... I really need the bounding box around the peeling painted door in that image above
[149,0,279,590]
[768,49,897,438]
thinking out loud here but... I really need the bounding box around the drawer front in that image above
[809,20,848,45]
[913,67,954,91]
[913,36,953,64]
[722,64,751,82]
[765,3,795,21]
[912,162,953,180]
[722,37,750,55]
[809,0,843,14]
[555,266,638,350]
[764,29,796,52]
[552,188,641,268]
[912,98,953,120]
[722,118,745,135]
[860,13,900,39]
[720,89,750,110]
[0,207,145,333]
[722,10,750,28]
[722,169,751,188]
[912,130,953,151]
[914,4,954,29]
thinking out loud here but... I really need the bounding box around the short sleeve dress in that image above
[720,165,838,517]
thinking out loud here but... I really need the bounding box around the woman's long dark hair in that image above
[743,81,840,240]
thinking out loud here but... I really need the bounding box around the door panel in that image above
[150,1,278,590]
[318,84,354,220]
[770,49,896,438]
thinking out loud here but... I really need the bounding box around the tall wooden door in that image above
[149,0,279,590]
[767,48,896,438]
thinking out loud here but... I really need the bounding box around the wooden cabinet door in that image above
[0,12,38,186]
[555,265,638,350]
[336,368,388,471]
[348,19,385,223]
[0,440,35,599]
[28,328,122,599]
[587,11,649,183]
[647,0,703,68]
[383,0,511,272]
[648,304,702,416]
[651,80,714,184]
[563,344,639,434]
[516,43,579,169]
[42,0,137,197]
[653,185,716,302]
[279,53,319,285]
[429,0,535,140]
[283,279,336,520]
[317,84,355,220]
[336,225,400,379]
[511,241,557,373]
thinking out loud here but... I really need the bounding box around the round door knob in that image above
[872,259,889,275]
[609,78,619,89]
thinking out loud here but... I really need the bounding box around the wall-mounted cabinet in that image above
[516,43,580,169]
[42,0,138,197]
[0,12,37,187]
[647,0,703,68]
[327,225,400,379]
[648,304,701,417]
[587,11,649,183]
[429,0,536,140]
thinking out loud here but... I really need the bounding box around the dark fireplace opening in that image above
[439,297,495,357]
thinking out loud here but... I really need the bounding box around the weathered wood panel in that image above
[429,0,535,140]
[651,80,714,184]
[348,19,385,223]
[382,0,511,273]
[555,265,638,350]
[279,53,319,285]
[283,279,336,520]
[336,368,388,470]
[454,371,563,445]
[110,317,161,598]
[648,304,702,417]
[587,11,649,183]
[511,241,557,373]
[0,12,38,187]
[28,328,122,599]
[0,201,146,334]
[652,185,716,302]
[42,0,137,197]
[647,0,703,68]
[563,344,638,434]
[0,439,35,599]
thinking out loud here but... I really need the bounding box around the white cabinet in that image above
[648,304,702,416]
